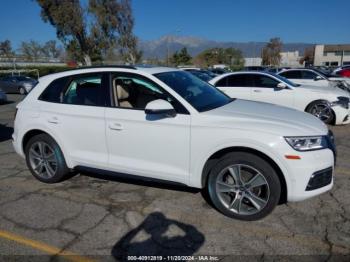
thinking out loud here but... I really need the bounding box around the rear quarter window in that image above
[39,77,69,103]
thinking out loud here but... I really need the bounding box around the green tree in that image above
[261,37,283,66]
[42,40,62,59]
[0,40,14,58]
[170,47,192,66]
[20,40,43,61]
[193,47,244,70]
[36,0,140,65]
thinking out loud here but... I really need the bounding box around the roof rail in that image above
[64,65,137,72]
[61,65,137,72]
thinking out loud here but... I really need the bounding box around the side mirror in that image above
[145,99,177,118]
[276,82,287,89]
[314,75,323,81]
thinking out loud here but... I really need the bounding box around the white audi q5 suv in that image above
[12,66,336,220]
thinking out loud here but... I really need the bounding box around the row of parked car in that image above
[0,75,38,104]
[181,66,350,125]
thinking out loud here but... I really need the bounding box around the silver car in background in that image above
[0,76,38,95]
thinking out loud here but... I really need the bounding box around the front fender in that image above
[189,137,292,193]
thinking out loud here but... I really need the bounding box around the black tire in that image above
[19,87,26,95]
[306,100,335,125]
[207,152,281,221]
[25,134,70,183]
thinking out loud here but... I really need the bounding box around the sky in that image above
[0,0,350,49]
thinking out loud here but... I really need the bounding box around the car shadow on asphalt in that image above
[0,123,13,143]
[111,212,205,260]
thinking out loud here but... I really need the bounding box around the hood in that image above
[297,83,350,97]
[203,99,328,136]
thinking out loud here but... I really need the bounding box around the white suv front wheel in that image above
[207,152,281,221]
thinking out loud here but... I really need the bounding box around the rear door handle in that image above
[48,116,59,124]
[253,89,262,93]
[109,123,123,131]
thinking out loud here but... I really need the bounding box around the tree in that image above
[193,47,244,70]
[20,40,43,61]
[111,0,143,64]
[0,40,14,58]
[170,47,192,66]
[42,40,62,59]
[261,37,283,66]
[36,0,140,65]
[299,47,315,66]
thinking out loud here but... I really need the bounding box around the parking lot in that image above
[0,94,349,261]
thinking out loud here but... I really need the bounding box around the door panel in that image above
[37,72,110,168]
[251,74,294,108]
[105,72,191,183]
[0,80,16,93]
[106,108,191,183]
[40,103,107,168]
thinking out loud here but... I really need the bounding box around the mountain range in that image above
[139,36,315,59]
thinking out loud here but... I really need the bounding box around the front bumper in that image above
[285,148,334,202]
[332,105,350,125]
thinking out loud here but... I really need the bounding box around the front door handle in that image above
[253,89,262,93]
[109,123,123,131]
[48,116,59,124]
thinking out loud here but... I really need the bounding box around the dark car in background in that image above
[184,69,217,82]
[209,68,229,75]
[0,76,38,94]
[0,88,7,104]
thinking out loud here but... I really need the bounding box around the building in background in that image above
[244,57,262,67]
[280,51,302,67]
[314,44,350,66]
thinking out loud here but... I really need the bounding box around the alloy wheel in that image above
[215,164,270,215]
[309,103,333,122]
[28,141,58,179]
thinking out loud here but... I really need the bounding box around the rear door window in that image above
[40,73,110,107]
[279,71,302,79]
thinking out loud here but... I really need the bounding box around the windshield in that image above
[271,73,300,87]
[189,71,213,82]
[154,71,232,112]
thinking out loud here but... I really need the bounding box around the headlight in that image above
[285,136,327,151]
[331,96,349,109]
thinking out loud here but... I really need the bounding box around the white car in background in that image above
[278,68,350,91]
[210,71,350,125]
[13,66,336,221]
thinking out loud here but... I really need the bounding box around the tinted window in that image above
[155,71,231,112]
[189,71,212,82]
[253,75,279,88]
[111,73,188,114]
[40,73,108,106]
[279,71,302,79]
[215,77,227,87]
[301,71,318,79]
[227,74,253,87]
[40,77,69,103]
